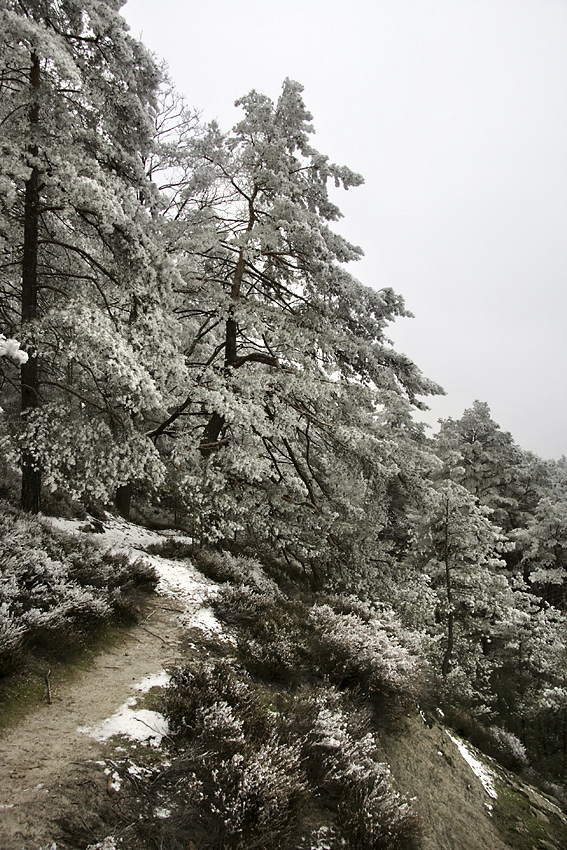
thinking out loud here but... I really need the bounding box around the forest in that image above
[1,2,567,848]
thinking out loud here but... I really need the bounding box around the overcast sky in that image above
[124,0,567,459]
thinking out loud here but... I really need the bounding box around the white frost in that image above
[447,732,498,799]
[104,768,122,792]
[154,806,172,819]
[86,839,118,850]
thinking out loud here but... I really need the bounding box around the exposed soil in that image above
[382,714,511,850]
[0,597,187,849]
[382,714,567,850]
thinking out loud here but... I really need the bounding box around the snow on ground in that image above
[48,514,219,617]
[447,731,498,799]
[134,670,171,692]
[78,693,170,747]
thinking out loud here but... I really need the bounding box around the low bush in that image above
[308,603,425,714]
[212,583,312,685]
[297,686,420,849]
[153,659,307,849]
[487,725,529,772]
[163,659,273,745]
[144,537,194,560]
[212,584,427,711]
[193,548,277,591]
[443,705,529,773]
[154,654,422,850]
[0,501,157,670]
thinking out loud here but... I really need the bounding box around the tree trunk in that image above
[20,51,41,513]
[199,315,237,454]
[200,192,255,456]
[115,483,133,520]
[441,496,453,678]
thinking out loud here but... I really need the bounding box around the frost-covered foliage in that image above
[211,582,426,715]
[146,76,440,582]
[309,602,425,710]
[152,660,306,850]
[212,582,310,685]
[0,335,27,365]
[417,404,567,782]
[141,657,421,850]
[0,0,185,508]
[8,404,166,503]
[0,502,156,670]
[193,549,280,592]
[293,687,420,850]
[487,726,528,771]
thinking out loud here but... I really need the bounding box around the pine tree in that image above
[0,0,180,510]
[149,79,441,582]
[414,480,512,698]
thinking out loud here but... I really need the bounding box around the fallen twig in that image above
[45,669,52,704]
[139,625,171,645]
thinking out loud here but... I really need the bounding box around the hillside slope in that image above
[0,516,566,850]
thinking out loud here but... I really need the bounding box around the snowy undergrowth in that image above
[24,531,422,849]
[111,551,425,850]
[0,503,158,674]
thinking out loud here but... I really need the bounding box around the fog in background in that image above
[124,0,567,459]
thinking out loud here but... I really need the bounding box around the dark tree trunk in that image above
[200,195,254,456]
[20,52,41,513]
[115,483,133,520]
[199,317,237,455]
[441,496,453,678]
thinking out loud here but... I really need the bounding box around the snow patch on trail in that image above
[47,515,230,747]
[79,694,169,747]
[135,670,171,692]
[48,515,219,619]
[447,731,498,799]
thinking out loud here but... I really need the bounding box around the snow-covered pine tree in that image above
[434,400,545,533]
[0,0,184,510]
[151,79,441,584]
[413,480,513,700]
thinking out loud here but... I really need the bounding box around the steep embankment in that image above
[381,713,567,850]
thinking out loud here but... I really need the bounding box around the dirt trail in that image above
[0,599,187,849]
[0,518,218,850]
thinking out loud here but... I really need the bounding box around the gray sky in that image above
[124,0,567,459]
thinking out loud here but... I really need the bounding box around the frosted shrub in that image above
[0,603,24,670]
[164,659,272,744]
[191,736,306,848]
[309,603,424,711]
[0,501,157,669]
[301,692,420,850]
[338,779,420,850]
[195,549,278,592]
[488,726,528,771]
[213,581,282,625]
[212,583,310,684]
[158,659,306,849]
